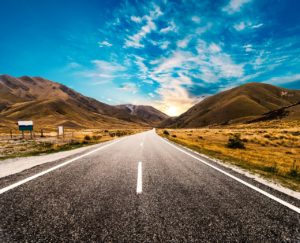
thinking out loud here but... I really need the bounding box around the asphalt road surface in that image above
[0,129,299,242]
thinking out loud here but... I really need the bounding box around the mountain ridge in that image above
[0,74,168,129]
[159,82,300,128]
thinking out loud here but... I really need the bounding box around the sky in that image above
[1,0,300,116]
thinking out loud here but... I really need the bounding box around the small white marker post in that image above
[136,162,143,194]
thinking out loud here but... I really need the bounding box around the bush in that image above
[288,161,299,177]
[263,164,278,174]
[172,135,177,138]
[291,131,300,136]
[163,130,170,135]
[227,134,245,149]
[92,135,102,140]
[84,135,91,140]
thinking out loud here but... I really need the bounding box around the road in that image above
[0,129,299,242]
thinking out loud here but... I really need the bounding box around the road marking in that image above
[136,162,143,194]
[161,137,300,214]
[0,138,124,195]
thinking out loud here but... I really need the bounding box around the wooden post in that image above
[41,129,44,137]
[30,130,33,139]
[22,130,24,139]
[10,129,13,139]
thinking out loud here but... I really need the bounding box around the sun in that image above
[166,106,178,117]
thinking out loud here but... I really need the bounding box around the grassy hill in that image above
[160,82,300,128]
[0,75,167,130]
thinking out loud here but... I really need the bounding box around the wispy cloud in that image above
[98,41,112,47]
[125,5,163,48]
[234,21,264,31]
[262,73,300,85]
[119,82,138,94]
[191,16,201,23]
[74,0,300,115]
[223,0,252,14]
[76,60,127,84]
[130,16,142,23]
[160,21,177,33]
[177,36,192,48]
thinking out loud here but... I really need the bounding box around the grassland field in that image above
[158,120,300,192]
[0,128,146,160]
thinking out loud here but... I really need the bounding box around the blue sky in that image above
[1,0,300,116]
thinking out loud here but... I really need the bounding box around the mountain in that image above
[159,82,300,128]
[115,104,169,126]
[0,75,163,129]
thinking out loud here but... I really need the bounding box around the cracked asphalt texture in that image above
[0,130,299,242]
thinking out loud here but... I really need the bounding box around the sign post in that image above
[58,126,64,139]
[18,121,33,139]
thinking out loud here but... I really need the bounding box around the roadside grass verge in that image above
[0,129,145,160]
[158,127,300,192]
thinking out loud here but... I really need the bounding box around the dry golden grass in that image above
[158,122,300,191]
[0,128,146,160]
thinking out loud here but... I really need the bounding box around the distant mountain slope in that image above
[115,104,169,126]
[0,75,156,129]
[159,82,300,128]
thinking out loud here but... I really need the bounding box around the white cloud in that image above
[130,16,142,23]
[177,36,192,48]
[209,43,222,53]
[234,21,264,31]
[154,51,193,73]
[149,51,206,115]
[223,0,252,14]
[160,21,177,33]
[77,60,126,84]
[160,41,170,50]
[125,6,162,48]
[251,23,264,29]
[98,41,112,47]
[234,22,246,31]
[66,62,81,69]
[210,53,244,78]
[125,18,156,48]
[148,92,155,98]
[151,73,199,116]
[262,73,300,85]
[191,16,201,23]
[92,60,125,72]
[243,44,253,52]
[119,82,138,94]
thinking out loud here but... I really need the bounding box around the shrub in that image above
[291,131,300,136]
[84,135,91,140]
[92,135,102,140]
[172,135,177,138]
[227,134,245,149]
[163,130,170,135]
[263,164,278,174]
[288,161,299,177]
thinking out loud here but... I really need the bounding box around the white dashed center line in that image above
[136,162,143,194]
